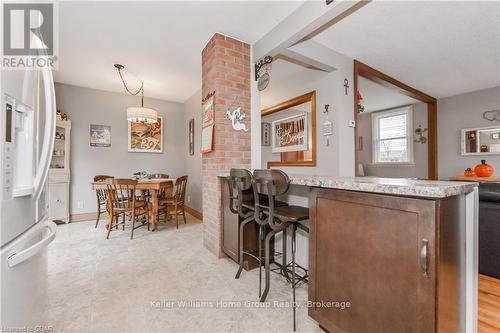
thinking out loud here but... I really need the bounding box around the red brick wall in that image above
[201,33,251,257]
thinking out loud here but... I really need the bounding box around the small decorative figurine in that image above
[463,168,476,177]
[474,160,494,177]
[56,110,68,121]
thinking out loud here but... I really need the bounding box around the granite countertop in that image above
[218,173,478,198]
[288,174,477,198]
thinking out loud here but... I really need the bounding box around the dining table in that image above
[90,178,174,231]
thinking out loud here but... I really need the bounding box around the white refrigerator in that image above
[0,63,57,327]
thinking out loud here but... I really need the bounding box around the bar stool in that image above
[253,169,309,332]
[226,169,261,291]
[228,169,287,298]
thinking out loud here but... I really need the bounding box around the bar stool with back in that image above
[226,169,260,288]
[229,169,291,297]
[252,169,309,331]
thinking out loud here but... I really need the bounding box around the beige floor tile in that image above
[47,215,322,333]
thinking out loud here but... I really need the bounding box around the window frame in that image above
[371,106,414,165]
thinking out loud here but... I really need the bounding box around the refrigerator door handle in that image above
[7,221,57,268]
[33,66,56,200]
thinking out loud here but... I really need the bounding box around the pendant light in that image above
[114,64,157,123]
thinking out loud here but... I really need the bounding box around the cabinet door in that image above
[309,189,436,333]
[48,183,68,221]
[222,180,239,261]
[221,180,260,270]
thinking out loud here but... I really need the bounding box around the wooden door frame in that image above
[353,60,438,180]
[262,91,317,168]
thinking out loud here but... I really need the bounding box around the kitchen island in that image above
[219,174,478,333]
[297,176,477,333]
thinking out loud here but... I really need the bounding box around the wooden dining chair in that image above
[94,175,113,228]
[105,178,149,240]
[160,176,188,229]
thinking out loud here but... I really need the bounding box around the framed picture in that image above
[189,118,194,155]
[271,113,308,153]
[128,116,163,153]
[90,124,111,147]
[262,122,271,146]
[201,92,215,154]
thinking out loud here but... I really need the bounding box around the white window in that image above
[372,106,413,164]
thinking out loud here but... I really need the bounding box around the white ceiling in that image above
[314,1,500,98]
[55,1,305,103]
[358,76,419,113]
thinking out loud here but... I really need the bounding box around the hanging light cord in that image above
[116,65,145,107]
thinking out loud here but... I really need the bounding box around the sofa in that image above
[479,183,500,279]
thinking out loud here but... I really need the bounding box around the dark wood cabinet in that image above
[309,188,465,333]
[221,178,260,270]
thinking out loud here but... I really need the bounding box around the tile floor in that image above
[47,214,322,332]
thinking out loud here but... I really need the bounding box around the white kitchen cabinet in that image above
[48,119,71,222]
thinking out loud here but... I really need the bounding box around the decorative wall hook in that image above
[357,91,365,113]
[255,56,273,81]
[322,104,333,146]
[226,107,248,132]
[343,78,349,95]
[414,124,428,144]
[483,110,500,122]
[202,90,216,103]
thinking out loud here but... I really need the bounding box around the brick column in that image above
[201,33,251,257]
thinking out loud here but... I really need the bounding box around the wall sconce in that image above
[414,124,428,144]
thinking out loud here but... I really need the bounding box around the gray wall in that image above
[358,102,428,179]
[182,89,202,213]
[55,83,186,215]
[259,52,355,177]
[438,86,500,179]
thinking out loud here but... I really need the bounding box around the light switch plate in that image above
[348,120,356,128]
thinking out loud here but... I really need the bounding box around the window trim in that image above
[371,106,414,165]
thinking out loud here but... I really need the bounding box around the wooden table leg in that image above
[151,189,159,231]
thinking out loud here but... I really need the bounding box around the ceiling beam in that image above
[276,48,336,72]
[287,39,349,70]
[253,0,370,62]
[355,60,436,103]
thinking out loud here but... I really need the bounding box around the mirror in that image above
[462,126,500,155]
[261,91,316,168]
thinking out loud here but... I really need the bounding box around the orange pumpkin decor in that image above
[463,168,476,177]
[474,160,495,178]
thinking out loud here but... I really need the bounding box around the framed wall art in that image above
[262,122,271,146]
[271,113,308,153]
[189,118,195,155]
[128,116,163,153]
[90,124,111,147]
[201,91,215,154]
